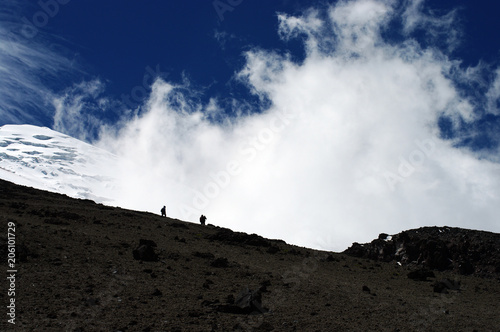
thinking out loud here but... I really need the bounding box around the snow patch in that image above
[0,124,119,204]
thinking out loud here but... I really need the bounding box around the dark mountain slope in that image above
[344,226,500,278]
[0,179,499,331]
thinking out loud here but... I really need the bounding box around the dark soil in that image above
[0,179,499,331]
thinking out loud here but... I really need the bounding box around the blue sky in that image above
[1,0,500,250]
[1,0,500,148]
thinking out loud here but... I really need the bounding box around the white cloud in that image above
[401,0,462,52]
[486,68,500,115]
[2,0,499,251]
[94,1,500,251]
[52,79,110,142]
[278,9,324,46]
[213,29,238,50]
[329,0,392,51]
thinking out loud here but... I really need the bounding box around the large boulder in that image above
[132,239,158,262]
[216,287,268,315]
[344,226,500,277]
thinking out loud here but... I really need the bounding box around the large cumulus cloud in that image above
[95,0,500,250]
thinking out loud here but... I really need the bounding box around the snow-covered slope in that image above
[0,124,118,203]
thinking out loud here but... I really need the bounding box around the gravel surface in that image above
[1,179,499,331]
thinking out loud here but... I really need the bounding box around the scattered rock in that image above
[254,321,275,331]
[201,299,220,307]
[203,279,214,289]
[379,233,389,240]
[193,251,215,259]
[188,310,203,318]
[216,287,268,315]
[47,312,57,319]
[166,252,181,261]
[16,243,29,262]
[168,222,189,229]
[407,269,436,281]
[267,246,280,254]
[344,226,500,277]
[133,239,159,262]
[326,254,339,262]
[139,239,157,247]
[260,280,271,292]
[2,179,499,331]
[208,228,283,248]
[343,242,370,258]
[458,260,474,275]
[234,287,268,314]
[433,279,460,293]
[152,289,163,296]
[44,218,70,226]
[174,236,186,243]
[85,298,99,306]
[211,257,230,268]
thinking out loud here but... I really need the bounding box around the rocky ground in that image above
[0,179,499,331]
[344,226,500,278]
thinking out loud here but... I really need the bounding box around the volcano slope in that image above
[0,179,499,331]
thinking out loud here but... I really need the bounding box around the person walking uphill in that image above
[161,206,166,217]
[200,214,206,225]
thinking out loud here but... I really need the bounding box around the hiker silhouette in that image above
[161,206,166,217]
[200,214,207,225]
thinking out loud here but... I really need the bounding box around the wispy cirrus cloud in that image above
[52,79,113,142]
[486,68,500,115]
[0,1,122,142]
[401,0,463,52]
[0,1,75,125]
